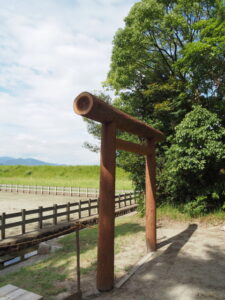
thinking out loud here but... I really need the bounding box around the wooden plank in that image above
[88,199,91,216]
[67,202,70,222]
[21,209,26,234]
[23,209,39,215]
[38,206,43,229]
[90,199,98,203]
[115,252,154,288]
[1,213,5,239]
[78,201,81,219]
[0,284,18,296]
[5,212,22,219]
[53,204,57,225]
[116,138,153,156]
[0,284,43,299]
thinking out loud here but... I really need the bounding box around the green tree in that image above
[106,0,225,133]
[84,0,225,213]
[159,106,225,215]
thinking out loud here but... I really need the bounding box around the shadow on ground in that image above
[94,223,225,300]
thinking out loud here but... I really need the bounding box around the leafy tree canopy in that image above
[105,0,225,135]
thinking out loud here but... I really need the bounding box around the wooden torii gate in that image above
[73,92,164,292]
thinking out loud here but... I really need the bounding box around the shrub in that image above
[158,106,225,215]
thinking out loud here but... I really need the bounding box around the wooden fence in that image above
[0,192,137,240]
[0,184,132,197]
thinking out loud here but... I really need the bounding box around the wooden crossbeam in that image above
[116,138,153,156]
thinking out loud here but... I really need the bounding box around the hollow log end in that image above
[73,92,94,116]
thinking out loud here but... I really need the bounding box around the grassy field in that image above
[0,165,132,190]
[157,204,225,224]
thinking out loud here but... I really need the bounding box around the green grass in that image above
[157,203,225,224]
[0,215,144,299]
[0,165,132,190]
[157,204,190,221]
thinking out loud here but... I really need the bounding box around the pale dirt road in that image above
[0,192,82,214]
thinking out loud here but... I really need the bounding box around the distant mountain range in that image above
[0,156,57,166]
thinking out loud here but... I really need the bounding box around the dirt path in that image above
[0,192,82,214]
[92,221,225,300]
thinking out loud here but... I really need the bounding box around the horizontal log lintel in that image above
[116,139,153,156]
[74,92,164,141]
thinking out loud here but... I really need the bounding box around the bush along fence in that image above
[0,192,138,240]
[0,184,132,197]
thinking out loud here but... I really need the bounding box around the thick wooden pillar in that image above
[97,122,116,292]
[145,139,156,252]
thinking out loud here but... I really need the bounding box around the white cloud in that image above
[0,0,137,164]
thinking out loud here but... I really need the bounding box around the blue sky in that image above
[0,0,137,165]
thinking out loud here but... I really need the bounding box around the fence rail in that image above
[0,184,132,197]
[0,192,138,240]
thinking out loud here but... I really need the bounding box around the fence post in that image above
[39,206,43,229]
[53,204,57,225]
[79,187,80,197]
[23,185,24,193]
[48,186,50,195]
[97,197,99,214]
[130,192,132,205]
[118,194,121,209]
[88,199,91,216]
[86,188,88,197]
[67,202,70,222]
[1,213,6,240]
[56,186,57,195]
[21,209,26,234]
[78,201,81,219]
[70,187,72,197]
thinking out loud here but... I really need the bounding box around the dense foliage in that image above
[159,106,225,215]
[85,0,225,214]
